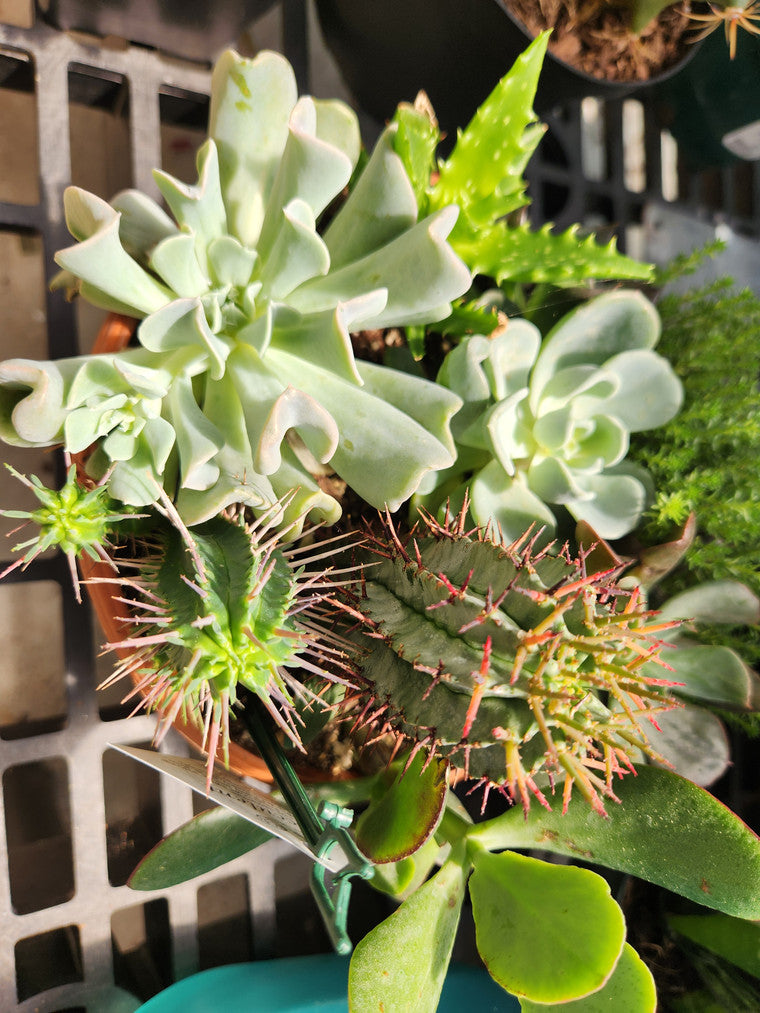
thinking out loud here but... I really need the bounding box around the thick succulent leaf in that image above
[432,33,549,225]
[658,581,760,628]
[452,221,653,289]
[209,49,298,246]
[355,752,448,863]
[470,849,626,1003]
[257,96,354,257]
[129,806,271,890]
[355,358,462,461]
[469,764,760,918]
[529,291,661,413]
[167,374,223,491]
[519,943,656,1013]
[257,198,330,299]
[324,124,418,270]
[484,322,542,401]
[254,384,339,475]
[647,705,730,787]
[0,359,67,446]
[287,206,471,328]
[587,348,683,432]
[652,642,760,709]
[348,857,466,1013]
[565,470,647,538]
[111,188,178,261]
[266,441,343,529]
[370,835,443,900]
[56,188,173,316]
[668,912,760,979]
[137,298,230,380]
[266,349,456,510]
[528,454,589,504]
[207,235,257,288]
[471,461,557,543]
[153,140,227,268]
[312,97,361,168]
[149,232,209,298]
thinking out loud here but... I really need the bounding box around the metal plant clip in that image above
[239,694,374,956]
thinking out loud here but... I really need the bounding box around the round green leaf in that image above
[470,850,626,1004]
[129,806,271,890]
[355,752,448,863]
[348,858,466,1013]
[519,943,656,1012]
[470,765,760,918]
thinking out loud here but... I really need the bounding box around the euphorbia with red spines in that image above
[334,500,681,816]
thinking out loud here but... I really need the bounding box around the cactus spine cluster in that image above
[339,504,678,815]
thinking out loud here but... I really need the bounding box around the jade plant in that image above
[416,289,682,543]
[0,47,469,529]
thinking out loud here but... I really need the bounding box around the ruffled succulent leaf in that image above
[348,857,467,1013]
[55,188,173,315]
[470,764,760,919]
[111,189,178,262]
[470,850,626,1004]
[518,944,656,1013]
[325,124,419,269]
[288,205,471,328]
[137,298,230,380]
[208,49,299,247]
[153,140,227,270]
[257,199,331,299]
[471,462,558,542]
[0,359,68,446]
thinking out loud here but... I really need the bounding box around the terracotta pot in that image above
[78,313,351,784]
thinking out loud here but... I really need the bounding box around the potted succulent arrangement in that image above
[313,0,754,132]
[1,33,760,1012]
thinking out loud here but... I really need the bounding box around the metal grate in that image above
[1,4,759,1009]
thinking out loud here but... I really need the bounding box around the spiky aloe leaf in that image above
[337,507,678,815]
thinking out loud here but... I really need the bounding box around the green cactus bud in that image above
[337,504,679,816]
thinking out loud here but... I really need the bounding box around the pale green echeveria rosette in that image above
[0,49,469,528]
[419,290,683,542]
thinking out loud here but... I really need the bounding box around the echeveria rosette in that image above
[420,290,683,542]
[1,49,469,527]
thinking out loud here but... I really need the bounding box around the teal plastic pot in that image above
[136,954,519,1012]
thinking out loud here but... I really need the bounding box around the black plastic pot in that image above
[316,0,698,131]
[37,0,276,63]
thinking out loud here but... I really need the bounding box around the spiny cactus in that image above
[337,504,679,815]
[97,492,355,785]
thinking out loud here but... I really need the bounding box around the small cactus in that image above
[98,492,355,786]
[338,504,679,815]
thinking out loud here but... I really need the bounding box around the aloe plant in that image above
[418,289,683,543]
[0,48,469,528]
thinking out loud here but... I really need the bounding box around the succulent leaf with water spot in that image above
[419,289,683,542]
[0,49,469,528]
[337,505,679,815]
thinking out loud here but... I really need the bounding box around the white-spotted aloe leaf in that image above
[469,849,626,1004]
[469,765,760,919]
[348,857,467,1013]
[129,807,271,890]
[518,943,656,1013]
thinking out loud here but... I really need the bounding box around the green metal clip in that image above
[239,692,374,954]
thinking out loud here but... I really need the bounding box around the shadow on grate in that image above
[15,924,83,1002]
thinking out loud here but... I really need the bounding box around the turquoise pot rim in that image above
[136,954,519,1012]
